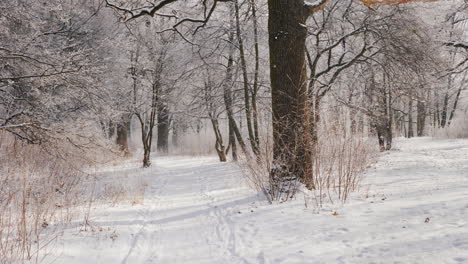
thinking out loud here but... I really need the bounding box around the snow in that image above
[41,137,468,264]
[304,0,327,8]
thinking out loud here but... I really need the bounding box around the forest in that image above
[1,0,467,263]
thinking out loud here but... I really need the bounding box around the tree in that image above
[123,20,182,167]
[0,0,117,152]
[105,0,451,196]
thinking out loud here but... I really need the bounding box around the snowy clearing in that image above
[43,138,468,264]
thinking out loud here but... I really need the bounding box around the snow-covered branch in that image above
[445,41,468,50]
[0,123,34,130]
[305,0,331,14]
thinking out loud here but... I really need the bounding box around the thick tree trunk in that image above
[108,120,115,139]
[210,117,227,162]
[157,103,170,154]
[142,146,151,167]
[374,119,391,151]
[116,119,130,155]
[228,124,238,161]
[385,119,392,151]
[377,126,385,152]
[268,0,312,191]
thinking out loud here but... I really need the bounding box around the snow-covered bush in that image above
[433,115,468,139]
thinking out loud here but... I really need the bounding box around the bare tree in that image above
[104,0,453,198]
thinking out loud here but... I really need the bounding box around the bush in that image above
[239,131,376,206]
[0,133,101,263]
[433,115,468,139]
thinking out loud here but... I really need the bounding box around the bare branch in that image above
[105,0,180,21]
[0,66,83,81]
[360,0,439,8]
[0,123,35,130]
[445,41,468,50]
[305,0,331,14]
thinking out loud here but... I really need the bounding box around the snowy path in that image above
[44,138,468,264]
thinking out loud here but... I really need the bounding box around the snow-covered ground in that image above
[42,138,468,264]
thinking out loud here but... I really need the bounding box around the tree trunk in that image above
[234,0,259,156]
[394,110,401,136]
[172,118,179,148]
[417,100,426,136]
[385,118,392,151]
[350,108,357,135]
[108,120,115,139]
[210,117,227,162]
[448,84,463,126]
[157,102,170,154]
[408,98,414,138]
[116,119,130,155]
[440,92,449,128]
[251,0,261,149]
[223,6,248,157]
[268,0,312,191]
[143,146,151,167]
[311,97,320,156]
[377,126,385,152]
[384,88,392,150]
[228,124,238,161]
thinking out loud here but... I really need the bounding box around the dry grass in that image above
[239,130,376,206]
[0,132,106,264]
[100,178,148,206]
[308,133,376,207]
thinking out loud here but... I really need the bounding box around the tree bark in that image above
[157,102,170,154]
[228,123,238,161]
[440,73,451,129]
[448,83,463,126]
[210,117,227,162]
[435,91,441,128]
[143,147,151,167]
[250,0,261,149]
[377,126,385,152]
[384,86,392,150]
[172,118,179,148]
[417,100,426,136]
[234,0,259,156]
[408,98,414,138]
[116,118,130,155]
[224,4,248,157]
[268,0,312,190]
[385,114,392,151]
